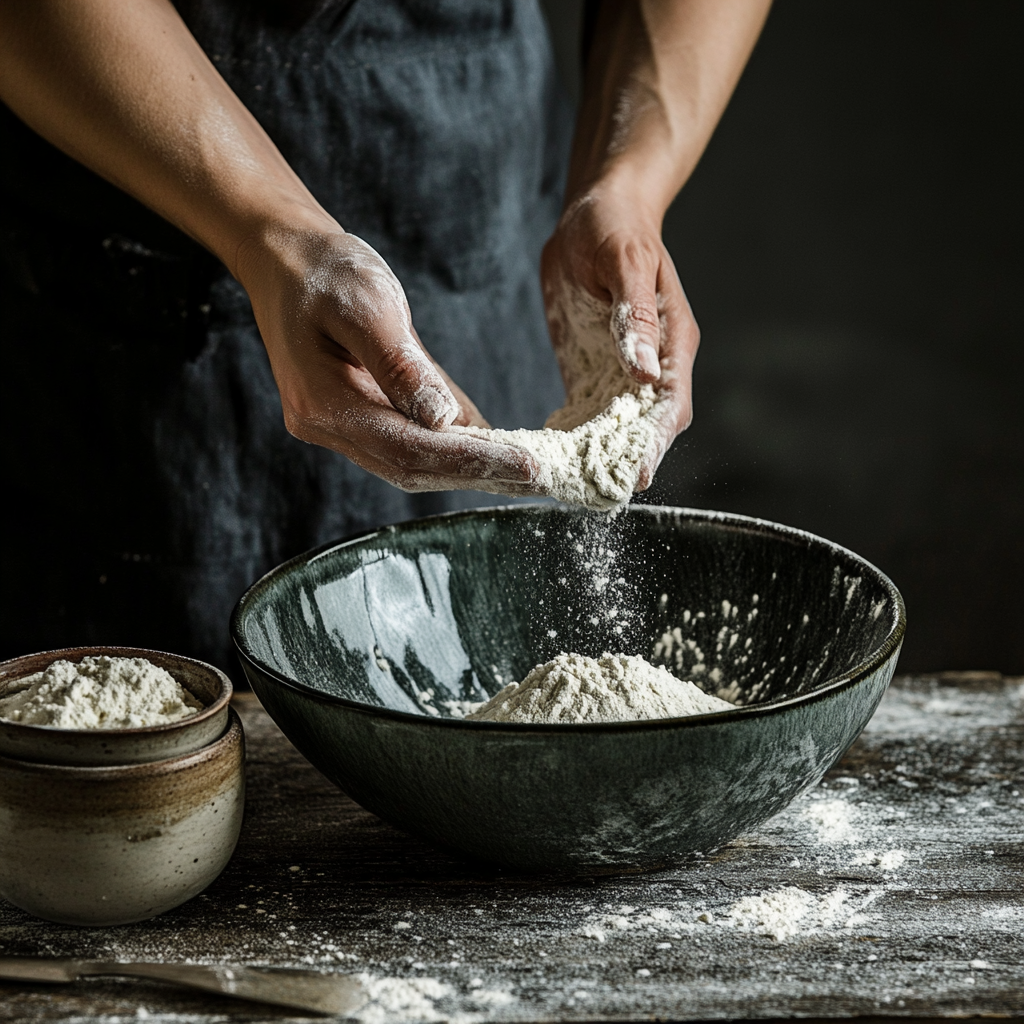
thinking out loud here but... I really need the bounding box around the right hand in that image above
[235,222,539,493]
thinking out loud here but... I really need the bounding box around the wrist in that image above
[227,201,343,290]
[562,172,667,235]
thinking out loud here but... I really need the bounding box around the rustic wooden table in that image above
[0,673,1021,1023]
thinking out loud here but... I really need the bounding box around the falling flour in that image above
[466,652,734,724]
[454,287,668,510]
[0,656,203,729]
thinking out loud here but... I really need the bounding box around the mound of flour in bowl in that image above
[0,656,203,729]
[453,291,668,511]
[466,652,733,724]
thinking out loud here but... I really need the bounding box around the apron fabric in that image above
[0,0,571,676]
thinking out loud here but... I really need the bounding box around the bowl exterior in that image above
[0,647,232,766]
[241,651,898,871]
[0,708,245,926]
[233,504,906,872]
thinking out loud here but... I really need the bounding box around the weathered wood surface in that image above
[0,673,1021,1023]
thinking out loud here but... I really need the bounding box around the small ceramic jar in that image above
[0,647,245,927]
[0,646,233,765]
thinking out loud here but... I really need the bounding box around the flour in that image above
[0,656,203,729]
[802,797,860,844]
[724,886,873,942]
[851,849,907,872]
[454,285,668,510]
[465,652,733,724]
[577,885,883,947]
[352,974,454,1024]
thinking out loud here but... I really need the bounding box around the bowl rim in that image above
[0,646,233,737]
[0,706,244,779]
[231,504,906,732]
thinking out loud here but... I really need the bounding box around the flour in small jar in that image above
[466,652,733,724]
[0,656,203,729]
[454,287,669,510]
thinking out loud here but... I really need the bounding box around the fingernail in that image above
[413,386,459,430]
[636,342,661,379]
[490,448,538,484]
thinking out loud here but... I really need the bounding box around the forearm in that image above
[570,0,771,219]
[0,0,328,275]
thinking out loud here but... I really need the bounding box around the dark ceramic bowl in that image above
[232,505,904,872]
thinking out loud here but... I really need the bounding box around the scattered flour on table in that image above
[802,797,860,844]
[723,886,879,942]
[353,974,454,1024]
[350,974,512,1023]
[465,652,733,724]
[453,287,668,510]
[0,656,203,728]
[799,792,907,873]
[578,887,883,945]
[852,849,907,872]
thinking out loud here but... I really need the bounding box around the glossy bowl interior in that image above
[0,647,232,766]
[233,505,905,871]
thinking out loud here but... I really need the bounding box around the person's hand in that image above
[235,221,539,493]
[540,184,700,489]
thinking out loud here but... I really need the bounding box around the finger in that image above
[292,410,540,492]
[653,256,699,433]
[411,326,491,429]
[319,243,460,430]
[316,429,540,495]
[285,365,538,486]
[437,371,490,429]
[634,260,700,492]
[351,323,460,430]
[601,240,663,383]
[635,428,672,493]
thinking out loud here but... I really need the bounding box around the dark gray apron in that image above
[0,0,570,675]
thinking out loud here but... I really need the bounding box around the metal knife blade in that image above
[0,957,367,1015]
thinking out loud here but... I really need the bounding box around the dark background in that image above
[542,0,1024,674]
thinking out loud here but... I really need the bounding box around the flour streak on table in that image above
[0,674,1021,1023]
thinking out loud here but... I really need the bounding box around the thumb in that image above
[325,237,460,429]
[605,249,662,383]
[360,326,461,430]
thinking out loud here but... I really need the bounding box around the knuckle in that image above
[282,406,311,442]
[626,298,661,331]
[375,349,424,399]
[280,388,314,438]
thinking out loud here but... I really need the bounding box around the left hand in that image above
[540,182,700,490]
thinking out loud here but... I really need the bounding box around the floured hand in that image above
[236,224,539,493]
[540,184,700,491]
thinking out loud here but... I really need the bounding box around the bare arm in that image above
[0,0,537,492]
[543,0,771,484]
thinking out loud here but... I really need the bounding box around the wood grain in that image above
[0,673,1021,1022]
